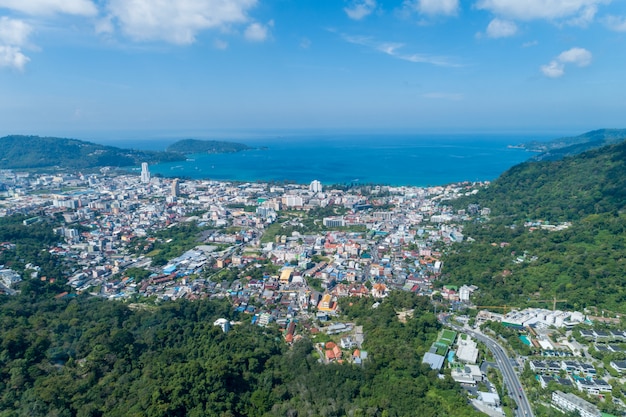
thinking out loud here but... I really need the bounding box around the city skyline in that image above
[1,0,625,138]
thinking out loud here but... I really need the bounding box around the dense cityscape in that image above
[2,160,626,417]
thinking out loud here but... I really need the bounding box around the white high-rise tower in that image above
[309,180,322,193]
[140,162,151,183]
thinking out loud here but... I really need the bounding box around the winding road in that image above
[442,317,534,417]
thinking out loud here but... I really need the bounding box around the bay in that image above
[139,133,547,187]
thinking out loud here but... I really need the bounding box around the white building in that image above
[140,162,151,184]
[0,268,22,288]
[456,337,479,364]
[451,365,483,385]
[310,180,323,193]
[459,285,477,302]
[552,391,601,417]
[213,318,231,333]
[282,195,303,207]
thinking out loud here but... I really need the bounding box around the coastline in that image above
[139,133,537,187]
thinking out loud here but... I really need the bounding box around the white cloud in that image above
[558,47,592,66]
[341,33,459,67]
[0,45,29,70]
[541,60,564,78]
[0,16,33,46]
[0,0,97,16]
[541,47,591,78]
[485,18,517,38]
[344,0,376,20]
[244,21,271,42]
[604,15,626,31]
[566,4,597,27]
[405,0,459,16]
[106,0,258,45]
[475,0,609,21]
[0,17,32,71]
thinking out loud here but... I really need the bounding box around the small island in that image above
[166,139,252,154]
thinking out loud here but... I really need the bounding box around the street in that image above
[442,316,534,417]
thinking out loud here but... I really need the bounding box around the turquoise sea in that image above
[122,133,550,187]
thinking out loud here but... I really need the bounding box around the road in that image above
[443,317,534,417]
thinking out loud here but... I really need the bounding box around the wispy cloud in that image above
[214,39,229,50]
[0,0,98,16]
[344,0,376,20]
[541,46,592,78]
[422,92,463,100]
[403,0,459,17]
[604,15,626,31]
[475,0,607,23]
[299,37,311,49]
[340,33,460,67]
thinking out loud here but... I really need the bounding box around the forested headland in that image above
[0,136,185,170]
[0,135,252,170]
[442,139,626,313]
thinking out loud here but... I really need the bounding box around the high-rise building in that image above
[310,180,322,193]
[171,179,180,197]
[140,162,150,183]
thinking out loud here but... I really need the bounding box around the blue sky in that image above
[0,0,625,138]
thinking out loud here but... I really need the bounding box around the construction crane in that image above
[474,305,515,313]
[535,296,567,311]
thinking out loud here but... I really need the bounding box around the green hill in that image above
[0,135,185,169]
[443,139,626,313]
[0,284,479,417]
[166,138,251,154]
[464,139,626,221]
[514,128,626,161]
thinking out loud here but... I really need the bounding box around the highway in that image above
[443,317,534,417]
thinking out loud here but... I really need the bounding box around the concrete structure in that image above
[309,180,322,193]
[451,365,483,385]
[456,337,479,364]
[478,392,500,407]
[551,391,601,417]
[280,268,293,284]
[0,268,22,288]
[611,360,626,373]
[213,318,231,333]
[140,162,150,183]
[323,217,345,228]
[459,284,477,302]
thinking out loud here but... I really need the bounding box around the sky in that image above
[0,0,625,139]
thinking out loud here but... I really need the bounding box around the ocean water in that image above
[129,133,548,187]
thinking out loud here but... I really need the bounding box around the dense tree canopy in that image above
[0,285,479,417]
[444,139,626,312]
